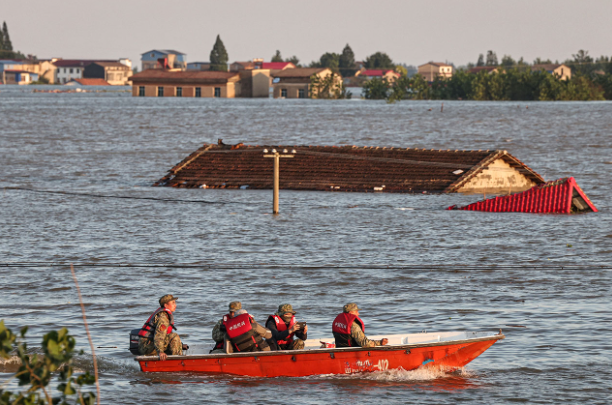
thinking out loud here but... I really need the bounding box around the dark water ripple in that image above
[0,87,611,403]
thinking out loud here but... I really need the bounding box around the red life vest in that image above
[332,312,364,347]
[222,313,267,352]
[138,307,176,339]
[267,314,296,346]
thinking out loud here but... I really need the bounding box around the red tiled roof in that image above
[129,70,239,84]
[361,69,396,77]
[154,144,544,193]
[448,177,597,213]
[261,62,295,70]
[68,78,110,86]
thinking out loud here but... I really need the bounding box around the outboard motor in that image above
[129,329,141,355]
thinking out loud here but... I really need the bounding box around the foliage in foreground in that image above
[0,320,96,405]
[309,72,351,99]
[363,68,612,102]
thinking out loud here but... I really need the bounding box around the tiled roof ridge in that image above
[202,143,491,152]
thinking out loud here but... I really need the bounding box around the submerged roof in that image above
[155,143,544,193]
[448,177,597,213]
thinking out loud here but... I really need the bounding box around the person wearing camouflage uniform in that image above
[210,301,242,354]
[138,294,183,360]
[332,303,388,348]
[265,304,307,351]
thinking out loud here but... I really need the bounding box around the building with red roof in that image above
[261,62,295,70]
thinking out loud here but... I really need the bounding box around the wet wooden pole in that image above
[264,148,295,214]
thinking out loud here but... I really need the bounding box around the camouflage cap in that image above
[228,301,242,311]
[159,294,178,307]
[343,303,360,313]
[276,303,296,315]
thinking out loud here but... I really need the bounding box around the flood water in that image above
[1,86,611,404]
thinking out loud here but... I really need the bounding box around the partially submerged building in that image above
[155,144,544,194]
[271,68,338,98]
[418,62,454,82]
[129,70,241,97]
[447,177,597,213]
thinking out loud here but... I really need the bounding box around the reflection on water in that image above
[0,88,610,403]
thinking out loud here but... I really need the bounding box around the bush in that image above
[0,320,97,405]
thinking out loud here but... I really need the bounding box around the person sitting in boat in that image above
[210,301,241,353]
[138,294,184,360]
[332,303,388,348]
[265,303,308,351]
[223,309,272,353]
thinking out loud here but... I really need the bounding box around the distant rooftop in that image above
[141,49,185,56]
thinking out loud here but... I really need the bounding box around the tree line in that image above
[0,21,22,59]
[363,50,612,102]
[209,36,401,78]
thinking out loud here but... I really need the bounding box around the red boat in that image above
[135,331,504,377]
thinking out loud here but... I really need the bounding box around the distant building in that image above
[187,62,211,71]
[357,69,400,82]
[531,63,571,80]
[52,60,113,84]
[2,70,39,85]
[65,78,110,86]
[418,62,453,82]
[271,68,337,98]
[129,70,241,98]
[84,62,131,85]
[467,66,500,75]
[141,50,186,71]
[118,58,132,69]
[230,61,255,71]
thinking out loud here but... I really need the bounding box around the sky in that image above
[3,0,612,69]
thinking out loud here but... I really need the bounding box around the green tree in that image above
[338,44,357,77]
[476,54,485,67]
[271,50,283,62]
[364,52,394,69]
[285,55,300,66]
[593,74,612,99]
[319,52,340,71]
[0,23,4,50]
[2,22,12,51]
[394,65,407,77]
[0,321,97,405]
[362,77,389,99]
[500,55,515,68]
[209,35,228,71]
[309,72,349,99]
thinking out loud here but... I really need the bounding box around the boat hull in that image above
[136,335,502,377]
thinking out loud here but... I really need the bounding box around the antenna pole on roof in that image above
[263,148,296,214]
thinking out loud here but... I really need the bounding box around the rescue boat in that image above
[134,330,504,377]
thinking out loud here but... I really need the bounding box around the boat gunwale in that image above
[134,333,505,362]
